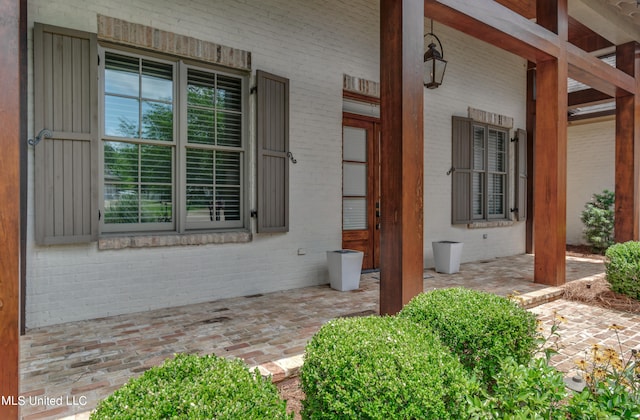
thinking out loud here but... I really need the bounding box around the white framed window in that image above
[451,116,511,224]
[100,49,245,233]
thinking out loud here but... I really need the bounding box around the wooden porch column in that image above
[614,42,640,243]
[379,0,424,315]
[0,0,23,417]
[533,0,568,286]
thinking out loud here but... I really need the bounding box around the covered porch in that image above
[2,0,640,417]
[20,253,607,419]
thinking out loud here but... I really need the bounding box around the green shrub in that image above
[399,288,538,387]
[581,189,615,254]
[300,316,478,419]
[467,358,568,419]
[90,353,291,420]
[566,381,640,419]
[605,241,640,300]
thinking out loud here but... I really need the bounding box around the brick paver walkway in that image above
[18,253,628,419]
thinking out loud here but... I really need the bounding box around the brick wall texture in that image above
[24,0,604,327]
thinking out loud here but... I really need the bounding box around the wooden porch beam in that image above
[379,0,424,315]
[567,44,636,97]
[533,0,568,287]
[424,0,635,97]
[0,0,22,417]
[568,88,612,108]
[424,0,559,63]
[614,42,640,243]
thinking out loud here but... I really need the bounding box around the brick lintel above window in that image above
[97,15,251,72]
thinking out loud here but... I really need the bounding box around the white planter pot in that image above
[432,241,463,274]
[326,250,363,291]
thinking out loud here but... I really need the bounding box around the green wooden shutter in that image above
[256,70,289,233]
[33,23,98,244]
[451,116,473,224]
[515,128,527,221]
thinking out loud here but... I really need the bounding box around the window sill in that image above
[467,220,515,229]
[98,230,252,250]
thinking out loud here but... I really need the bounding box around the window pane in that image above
[185,148,241,224]
[104,184,139,224]
[343,198,367,230]
[216,151,240,185]
[188,70,215,107]
[473,126,484,170]
[215,186,240,221]
[105,96,139,137]
[103,141,173,225]
[217,75,242,111]
[187,107,215,145]
[217,112,242,147]
[105,53,139,97]
[343,126,367,162]
[186,148,214,184]
[142,101,173,141]
[343,163,367,196]
[488,174,505,216]
[186,186,214,223]
[104,141,139,182]
[140,145,172,184]
[141,60,173,101]
[488,129,506,172]
[473,172,484,218]
[140,185,173,223]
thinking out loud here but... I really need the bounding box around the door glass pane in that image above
[343,163,367,196]
[343,127,367,162]
[343,198,367,230]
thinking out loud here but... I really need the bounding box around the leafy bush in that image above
[467,357,568,419]
[581,189,615,254]
[566,381,640,419]
[399,288,537,387]
[90,353,291,420]
[300,315,478,419]
[568,328,640,418]
[606,241,640,300]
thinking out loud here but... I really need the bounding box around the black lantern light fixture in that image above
[424,19,447,89]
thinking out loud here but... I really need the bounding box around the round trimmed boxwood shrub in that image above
[399,288,537,387]
[90,353,291,420]
[605,241,640,300]
[300,315,478,419]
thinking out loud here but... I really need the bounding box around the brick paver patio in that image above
[18,253,639,420]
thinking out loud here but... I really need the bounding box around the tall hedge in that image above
[301,316,478,419]
[399,288,537,387]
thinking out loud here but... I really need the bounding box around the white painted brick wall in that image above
[566,120,615,245]
[422,23,528,266]
[27,0,533,327]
